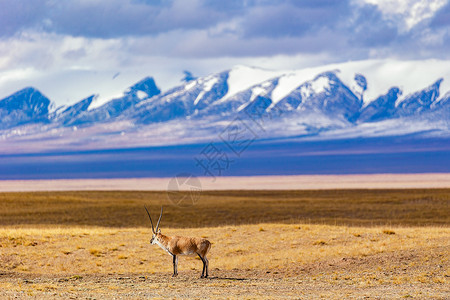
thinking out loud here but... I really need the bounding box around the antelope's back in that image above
[170,236,211,256]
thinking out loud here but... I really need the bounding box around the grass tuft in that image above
[89,249,102,257]
[313,240,327,246]
[382,230,396,235]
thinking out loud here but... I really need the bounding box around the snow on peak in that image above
[184,80,197,90]
[136,90,148,100]
[88,92,124,111]
[213,60,450,111]
[310,76,331,94]
[250,86,268,102]
[219,65,282,103]
[194,76,219,105]
[330,59,450,105]
[270,68,336,106]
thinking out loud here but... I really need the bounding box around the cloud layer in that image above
[0,0,449,103]
[1,0,448,57]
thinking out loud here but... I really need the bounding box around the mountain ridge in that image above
[1,60,450,153]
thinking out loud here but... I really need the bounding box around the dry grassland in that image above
[0,189,449,299]
[0,189,448,227]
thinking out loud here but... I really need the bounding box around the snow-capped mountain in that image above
[51,95,95,126]
[129,72,229,124]
[1,60,450,153]
[0,87,51,129]
[272,72,362,121]
[53,76,161,126]
[357,88,399,123]
[396,79,442,117]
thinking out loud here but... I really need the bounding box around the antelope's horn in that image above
[155,206,163,232]
[144,206,155,233]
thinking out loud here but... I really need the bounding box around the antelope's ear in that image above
[157,229,161,234]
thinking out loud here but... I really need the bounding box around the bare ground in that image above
[1,246,448,299]
[0,189,448,299]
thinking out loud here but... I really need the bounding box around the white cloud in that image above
[361,0,448,30]
[0,1,449,106]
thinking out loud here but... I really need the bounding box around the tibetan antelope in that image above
[145,206,211,278]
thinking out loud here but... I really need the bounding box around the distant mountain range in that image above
[1,60,450,154]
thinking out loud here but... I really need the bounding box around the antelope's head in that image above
[145,206,163,245]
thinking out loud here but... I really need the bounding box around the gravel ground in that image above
[1,249,448,300]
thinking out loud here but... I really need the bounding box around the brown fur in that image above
[146,206,211,277]
[157,233,211,256]
[153,232,211,278]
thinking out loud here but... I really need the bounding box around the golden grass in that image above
[0,189,448,227]
[0,223,448,277]
[0,189,448,298]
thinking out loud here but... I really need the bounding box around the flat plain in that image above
[0,189,449,299]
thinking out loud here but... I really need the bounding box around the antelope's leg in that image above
[205,257,209,278]
[172,255,178,277]
[198,253,206,278]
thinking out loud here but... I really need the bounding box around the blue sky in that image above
[0,0,449,105]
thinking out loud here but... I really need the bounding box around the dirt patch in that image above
[0,258,448,300]
[0,189,448,298]
[0,230,448,299]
